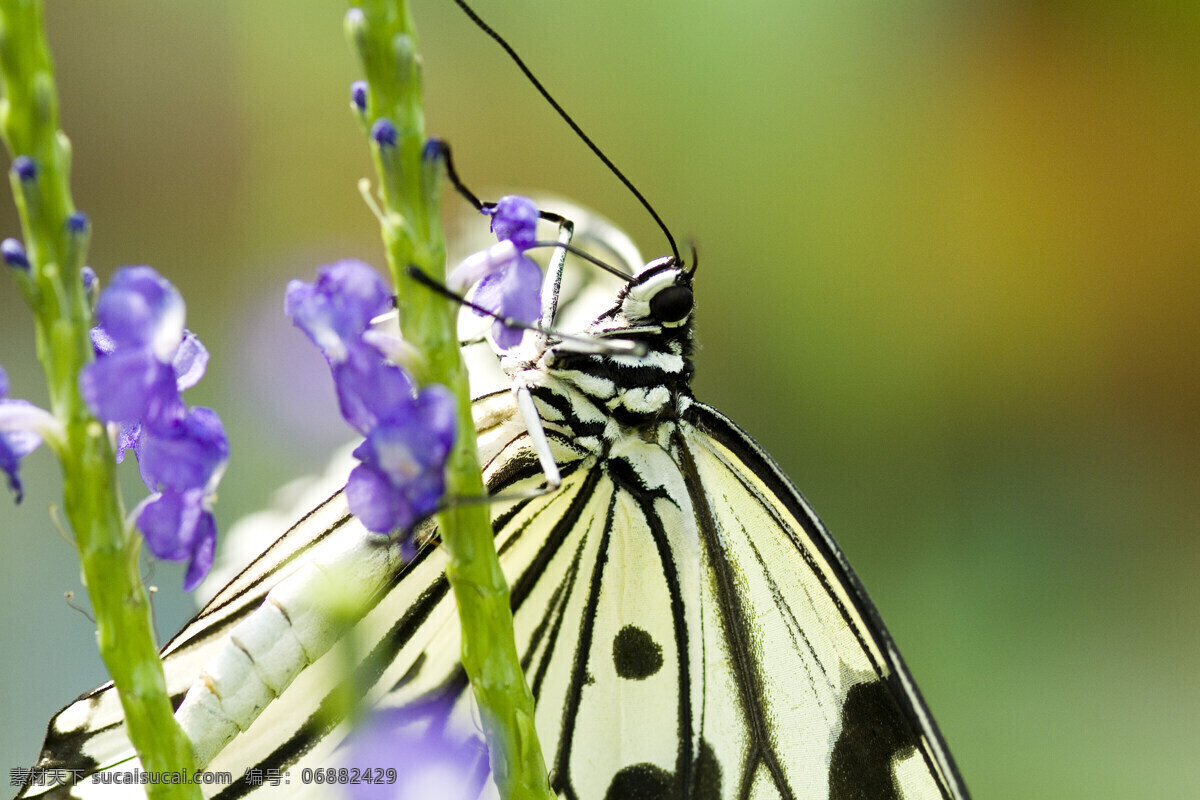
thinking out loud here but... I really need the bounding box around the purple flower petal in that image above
[79,348,181,426]
[172,332,209,391]
[115,420,141,464]
[94,266,185,360]
[138,490,201,561]
[447,240,520,295]
[0,442,25,501]
[331,344,415,435]
[344,703,487,800]
[346,385,455,538]
[472,253,542,350]
[286,260,392,364]
[0,401,43,503]
[137,488,217,590]
[137,407,229,492]
[487,195,539,251]
[90,326,115,358]
[346,460,413,534]
[0,368,58,503]
[182,510,216,591]
[414,385,457,442]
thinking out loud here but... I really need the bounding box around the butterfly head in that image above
[617,257,694,332]
[539,255,696,417]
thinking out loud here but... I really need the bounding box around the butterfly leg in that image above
[512,381,561,493]
[537,212,572,334]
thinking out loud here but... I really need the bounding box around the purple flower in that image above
[344,701,488,800]
[447,195,544,350]
[80,266,190,430]
[81,266,97,302]
[285,259,392,365]
[172,332,210,391]
[137,488,218,592]
[286,260,414,434]
[288,261,457,546]
[486,195,538,251]
[114,420,142,465]
[137,406,228,493]
[371,118,398,148]
[351,80,368,113]
[93,266,185,354]
[473,253,542,350]
[331,344,415,435]
[81,345,181,428]
[2,238,30,271]
[87,327,208,462]
[11,155,36,182]
[78,266,226,589]
[346,385,455,541]
[132,404,226,590]
[134,406,227,590]
[0,366,61,503]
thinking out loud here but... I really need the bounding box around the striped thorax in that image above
[510,257,697,454]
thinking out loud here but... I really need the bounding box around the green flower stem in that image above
[0,2,199,797]
[346,4,553,799]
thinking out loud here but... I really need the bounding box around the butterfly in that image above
[17,195,969,799]
[18,2,971,798]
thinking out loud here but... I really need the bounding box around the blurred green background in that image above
[2,1,1197,796]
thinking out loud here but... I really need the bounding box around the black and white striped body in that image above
[20,257,969,800]
[513,257,696,450]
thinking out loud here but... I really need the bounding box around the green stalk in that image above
[345,3,552,799]
[0,2,199,797]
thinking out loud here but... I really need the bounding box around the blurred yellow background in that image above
[2,2,1197,796]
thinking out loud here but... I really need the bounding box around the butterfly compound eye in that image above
[649,284,694,324]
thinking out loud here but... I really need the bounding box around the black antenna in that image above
[451,0,682,266]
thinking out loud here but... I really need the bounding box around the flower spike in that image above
[287,260,457,544]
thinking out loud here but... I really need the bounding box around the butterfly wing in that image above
[676,401,968,799]
[17,392,527,799]
[15,485,365,797]
[470,398,968,800]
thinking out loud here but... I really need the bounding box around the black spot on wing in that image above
[828,680,917,800]
[605,763,674,800]
[612,624,664,680]
[600,741,722,800]
[692,739,723,800]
